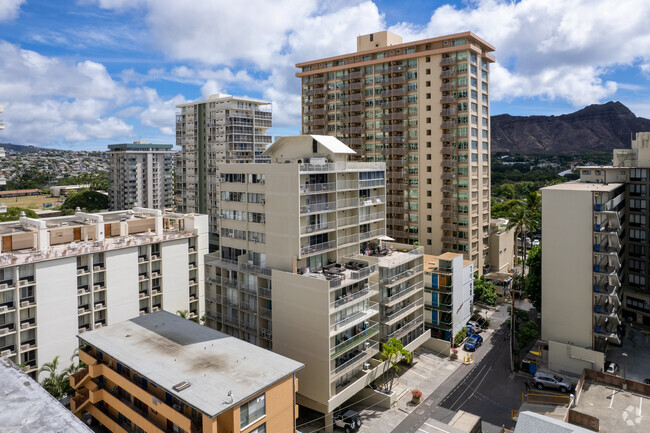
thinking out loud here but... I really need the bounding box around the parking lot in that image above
[607,326,650,383]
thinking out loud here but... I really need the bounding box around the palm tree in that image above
[39,355,75,400]
[380,337,412,392]
[177,309,200,324]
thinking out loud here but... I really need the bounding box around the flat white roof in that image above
[541,181,623,192]
[78,311,303,418]
[0,358,93,433]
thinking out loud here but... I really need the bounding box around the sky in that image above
[1,0,650,150]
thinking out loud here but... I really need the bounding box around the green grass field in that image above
[2,194,64,210]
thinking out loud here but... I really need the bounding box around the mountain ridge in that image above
[490,101,650,154]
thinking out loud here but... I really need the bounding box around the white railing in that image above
[301,240,337,256]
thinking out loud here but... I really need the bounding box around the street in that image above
[392,302,529,433]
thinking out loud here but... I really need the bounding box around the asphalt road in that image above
[392,303,527,433]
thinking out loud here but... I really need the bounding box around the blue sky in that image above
[1,0,649,150]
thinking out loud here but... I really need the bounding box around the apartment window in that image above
[482,82,488,91]
[629,274,646,287]
[426,69,431,75]
[427,215,432,221]
[482,130,488,138]
[471,115,478,125]
[426,117,431,124]
[426,142,432,148]
[221,191,245,202]
[482,141,488,150]
[248,212,266,224]
[482,94,488,103]
[471,128,478,137]
[248,174,266,184]
[629,259,646,271]
[426,81,431,87]
[221,173,245,183]
[248,193,266,204]
[249,425,266,433]
[426,105,431,112]
[630,199,647,210]
[426,130,431,136]
[631,168,648,180]
[630,229,646,240]
[629,214,646,226]
[427,179,432,185]
[426,93,431,99]
[249,231,266,244]
[427,203,432,209]
[482,154,488,162]
[471,77,477,87]
[471,90,477,99]
[482,105,488,115]
[241,394,266,429]
[427,191,432,197]
[427,239,432,245]
[627,296,650,313]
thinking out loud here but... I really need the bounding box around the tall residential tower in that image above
[297,31,495,272]
[175,94,272,248]
[108,141,174,211]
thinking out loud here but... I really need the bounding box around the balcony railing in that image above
[381,298,424,323]
[301,240,337,256]
[331,341,379,379]
[300,201,336,214]
[331,322,379,358]
[381,264,424,285]
[383,314,423,341]
[301,221,337,235]
[300,182,336,194]
[382,281,424,305]
[332,284,379,310]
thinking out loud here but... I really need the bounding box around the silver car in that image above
[533,372,573,393]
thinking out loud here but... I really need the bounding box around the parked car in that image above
[466,320,481,334]
[334,410,362,432]
[532,239,540,247]
[533,372,573,393]
[605,361,620,376]
[464,334,483,351]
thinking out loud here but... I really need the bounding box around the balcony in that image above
[332,284,379,311]
[300,240,337,257]
[359,212,384,223]
[300,182,336,194]
[331,341,379,380]
[381,298,424,325]
[382,314,424,342]
[359,178,385,188]
[259,287,272,299]
[381,281,424,306]
[593,304,621,325]
[440,57,457,66]
[330,304,379,335]
[381,264,424,286]
[331,322,379,358]
[593,326,621,345]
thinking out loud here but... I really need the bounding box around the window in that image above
[471,90,477,99]
[248,174,266,184]
[221,173,245,183]
[241,394,266,429]
[250,425,266,433]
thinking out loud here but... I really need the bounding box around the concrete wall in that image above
[35,257,79,373]
[161,239,191,313]
[548,341,604,376]
[541,187,594,347]
[422,337,451,357]
[105,247,139,324]
[489,225,515,272]
[272,270,330,410]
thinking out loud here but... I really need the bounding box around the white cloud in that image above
[0,41,177,145]
[91,0,385,128]
[391,0,650,106]
[0,0,25,22]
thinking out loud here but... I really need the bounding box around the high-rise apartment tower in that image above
[175,94,272,248]
[297,31,495,272]
[108,141,173,211]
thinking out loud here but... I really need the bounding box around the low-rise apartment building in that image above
[204,135,429,423]
[70,311,303,433]
[0,208,207,378]
[423,253,474,341]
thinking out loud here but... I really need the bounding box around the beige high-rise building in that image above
[175,94,272,248]
[297,31,495,272]
[108,141,173,211]
[541,132,650,375]
[204,135,429,425]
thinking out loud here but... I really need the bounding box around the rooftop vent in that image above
[172,381,191,392]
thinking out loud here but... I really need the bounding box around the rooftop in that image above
[0,358,93,433]
[108,142,173,151]
[176,93,271,108]
[514,411,593,433]
[78,311,303,418]
[263,135,356,157]
[541,181,623,192]
[573,376,650,433]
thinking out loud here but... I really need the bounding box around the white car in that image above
[532,239,540,247]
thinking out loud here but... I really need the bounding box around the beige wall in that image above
[357,31,403,51]
[541,187,594,348]
[548,340,604,376]
[488,225,515,272]
[272,271,330,411]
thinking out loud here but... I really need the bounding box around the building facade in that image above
[108,141,174,211]
[204,135,429,422]
[0,208,207,378]
[541,133,650,374]
[71,311,303,433]
[297,31,495,272]
[175,94,272,248]
[424,253,474,341]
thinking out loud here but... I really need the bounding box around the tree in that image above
[60,190,109,213]
[176,309,203,324]
[525,245,542,311]
[474,275,498,306]
[39,355,75,400]
[0,207,39,222]
[380,337,412,392]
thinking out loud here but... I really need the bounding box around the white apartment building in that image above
[424,253,474,341]
[297,31,495,272]
[204,135,429,423]
[0,208,207,378]
[175,94,272,248]
[108,141,174,211]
